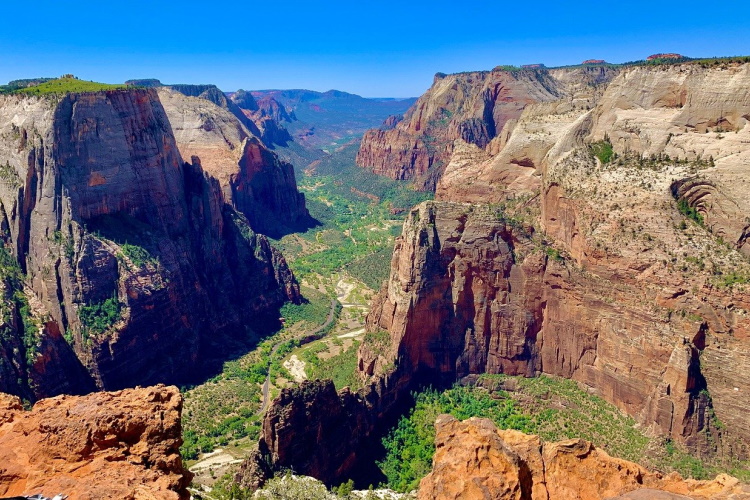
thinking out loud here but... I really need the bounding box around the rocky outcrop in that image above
[648,53,686,60]
[158,88,309,236]
[418,415,749,500]
[230,91,295,147]
[356,66,619,189]
[0,88,300,398]
[0,385,192,499]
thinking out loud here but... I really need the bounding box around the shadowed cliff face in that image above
[0,88,300,398]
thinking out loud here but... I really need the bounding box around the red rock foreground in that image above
[419,415,749,500]
[0,385,191,500]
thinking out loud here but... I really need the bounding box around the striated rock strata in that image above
[356,66,618,189]
[0,88,300,398]
[418,415,749,500]
[0,385,192,499]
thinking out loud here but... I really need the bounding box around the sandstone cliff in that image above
[230,91,295,146]
[0,385,192,499]
[158,88,309,236]
[0,88,300,398]
[247,62,750,487]
[364,62,750,457]
[356,66,618,190]
[418,415,749,500]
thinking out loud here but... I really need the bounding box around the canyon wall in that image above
[0,88,300,398]
[356,66,618,190]
[0,384,192,499]
[159,88,309,236]
[252,62,750,486]
[366,61,750,451]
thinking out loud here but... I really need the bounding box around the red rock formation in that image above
[418,415,749,500]
[582,59,606,64]
[0,385,192,499]
[356,66,619,190]
[0,88,300,398]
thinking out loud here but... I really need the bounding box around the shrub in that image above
[79,296,121,337]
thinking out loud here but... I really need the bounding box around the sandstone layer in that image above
[0,88,300,398]
[356,66,618,189]
[418,415,749,500]
[0,385,192,499]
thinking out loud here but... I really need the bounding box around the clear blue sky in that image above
[1,1,749,97]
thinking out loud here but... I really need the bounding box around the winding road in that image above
[256,298,338,415]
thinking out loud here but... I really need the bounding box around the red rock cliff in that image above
[0,88,300,398]
[356,66,619,190]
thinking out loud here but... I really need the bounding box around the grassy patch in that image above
[590,139,614,164]
[78,296,121,338]
[304,340,362,391]
[14,77,127,96]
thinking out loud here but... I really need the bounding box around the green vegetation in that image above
[379,374,747,492]
[0,246,40,364]
[78,295,121,338]
[344,245,395,290]
[677,199,704,225]
[379,385,532,492]
[120,243,158,268]
[181,287,339,459]
[716,270,750,288]
[590,137,614,164]
[14,77,127,96]
[272,143,430,288]
[303,340,361,390]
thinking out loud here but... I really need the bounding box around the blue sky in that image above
[1,1,749,97]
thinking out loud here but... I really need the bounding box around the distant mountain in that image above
[247,89,417,153]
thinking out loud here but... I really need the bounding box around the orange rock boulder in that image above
[0,385,192,500]
[418,415,749,500]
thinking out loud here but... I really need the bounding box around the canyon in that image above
[2,57,750,498]
[249,60,750,491]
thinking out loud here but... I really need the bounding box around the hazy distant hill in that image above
[248,89,416,152]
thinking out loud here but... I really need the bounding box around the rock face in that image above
[158,88,309,236]
[0,88,300,398]
[364,62,750,455]
[356,66,619,189]
[230,90,295,147]
[0,385,192,499]
[418,415,749,500]
[237,62,750,488]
